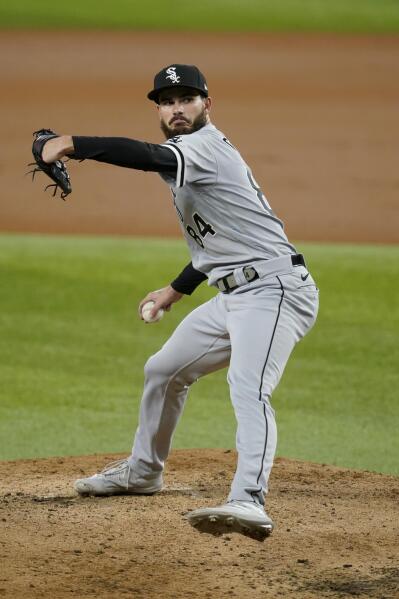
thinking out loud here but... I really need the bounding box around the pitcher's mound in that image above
[0,449,398,598]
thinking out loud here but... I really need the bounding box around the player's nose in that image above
[173,103,184,113]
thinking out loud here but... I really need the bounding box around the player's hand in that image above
[138,285,183,320]
[41,135,75,163]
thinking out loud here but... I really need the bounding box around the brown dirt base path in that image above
[0,450,398,599]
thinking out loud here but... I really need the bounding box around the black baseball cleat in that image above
[186,500,273,540]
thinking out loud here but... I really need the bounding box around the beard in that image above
[160,107,208,139]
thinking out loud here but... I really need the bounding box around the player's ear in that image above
[204,96,212,112]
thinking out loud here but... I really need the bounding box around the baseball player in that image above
[36,64,319,539]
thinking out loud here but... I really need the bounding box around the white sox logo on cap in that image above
[147,64,208,102]
[165,67,180,84]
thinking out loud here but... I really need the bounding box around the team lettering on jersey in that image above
[223,136,237,150]
[171,190,184,224]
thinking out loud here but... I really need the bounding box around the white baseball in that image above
[141,300,164,323]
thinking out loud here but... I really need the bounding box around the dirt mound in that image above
[0,449,398,598]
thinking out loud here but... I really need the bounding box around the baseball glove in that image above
[28,129,72,200]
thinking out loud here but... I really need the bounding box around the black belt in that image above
[291,254,306,267]
[216,254,306,294]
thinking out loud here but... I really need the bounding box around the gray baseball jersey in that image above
[160,123,297,286]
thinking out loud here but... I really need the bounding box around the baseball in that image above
[141,300,164,323]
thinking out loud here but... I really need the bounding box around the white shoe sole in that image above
[187,510,273,540]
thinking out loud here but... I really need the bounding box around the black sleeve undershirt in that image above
[171,262,208,295]
[72,136,178,174]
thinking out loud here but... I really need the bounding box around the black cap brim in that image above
[147,85,208,104]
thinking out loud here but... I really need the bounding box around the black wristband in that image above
[171,262,207,295]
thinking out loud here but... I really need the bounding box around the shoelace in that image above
[100,458,132,490]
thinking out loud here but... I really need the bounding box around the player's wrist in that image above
[167,284,184,300]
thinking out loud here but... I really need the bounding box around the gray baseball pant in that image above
[129,267,319,505]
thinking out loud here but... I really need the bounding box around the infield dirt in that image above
[1,449,398,599]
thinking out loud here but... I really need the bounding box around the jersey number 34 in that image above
[186,213,216,248]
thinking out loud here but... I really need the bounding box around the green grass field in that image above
[1,233,398,475]
[1,0,399,32]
